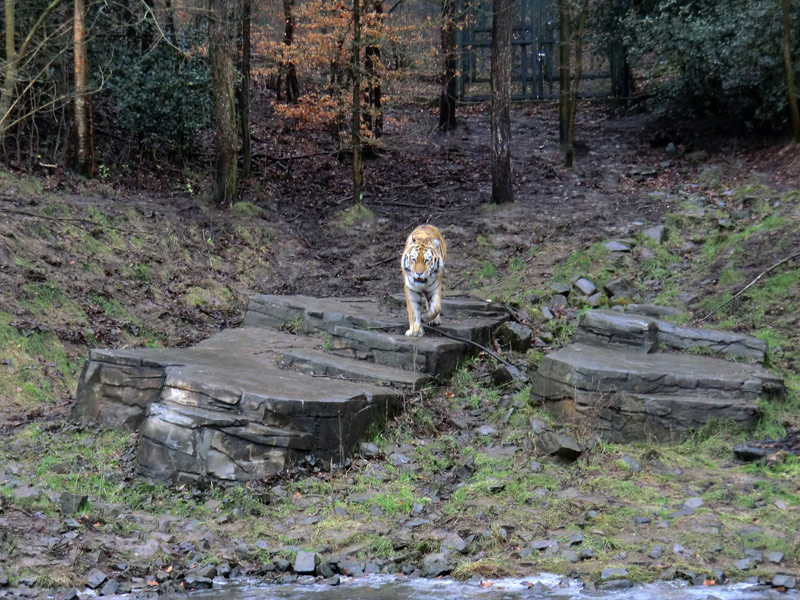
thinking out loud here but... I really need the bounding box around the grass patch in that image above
[368,473,424,516]
[231,201,266,218]
[0,312,81,408]
[553,242,613,284]
[18,426,200,515]
[122,262,151,282]
[332,203,374,229]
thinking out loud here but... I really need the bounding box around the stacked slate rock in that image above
[71,294,508,483]
[530,309,784,443]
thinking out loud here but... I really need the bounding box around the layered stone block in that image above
[575,309,768,362]
[72,294,508,482]
[531,309,784,443]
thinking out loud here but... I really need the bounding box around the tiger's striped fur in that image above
[401,224,447,337]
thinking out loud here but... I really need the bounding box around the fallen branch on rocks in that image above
[425,325,530,383]
[698,250,800,322]
[368,322,528,382]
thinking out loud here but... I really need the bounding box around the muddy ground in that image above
[1,99,799,597]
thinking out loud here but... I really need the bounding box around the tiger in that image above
[401,224,447,337]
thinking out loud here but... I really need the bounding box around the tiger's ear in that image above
[432,238,441,250]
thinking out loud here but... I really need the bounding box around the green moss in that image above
[231,201,266,218]
[184,281,235,310]
[333,203,374,229]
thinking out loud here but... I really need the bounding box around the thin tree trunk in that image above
[164,0,177,42]
[490,0,513,204]
[281,0,299,103]
[238,0,252,177]
[565,0,588,168]
[0,0,63,142]
[438,0,457,132]
[609,43,629,98]
[209,0,238,205]
[74,0,91,176]
[557,0,570,148]
[782,0,800,142]
[364,0,383,138]
[1,0,18,145]
[351,0,363,205]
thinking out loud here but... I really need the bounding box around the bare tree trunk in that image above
[74,0,91,176]
[351,0,363,205]
[0,0,63,144]
[490,0,513,204]
[279,0,299,103]
[782,0,800,143]
[1,0,18,146]
[364,0,383,139]
[238,0,252,177]
[565,0,589,168]
[209,0,238,205]
[164,0,177,42]
[438,0,457,132]
[557,0,569,148]
[609,43,629,98]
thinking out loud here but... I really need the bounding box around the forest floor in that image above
[1,97,800,596]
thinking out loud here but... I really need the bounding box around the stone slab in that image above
[532,344,783,401]
[329,326,465,377]
[576,310,767,363]
[245,294,508,346]
[541,391,760,443]
[280,349,433,390]
[73,327,402,481]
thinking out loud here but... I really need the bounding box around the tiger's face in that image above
[402,241,442,290]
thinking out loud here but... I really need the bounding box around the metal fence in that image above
[456,0,618,101]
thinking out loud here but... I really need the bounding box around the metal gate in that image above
[456,0,614,101]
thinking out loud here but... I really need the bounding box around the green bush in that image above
[95,29,212,153]
[592,0,799,125]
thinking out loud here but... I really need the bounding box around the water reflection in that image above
[163,574,798,600]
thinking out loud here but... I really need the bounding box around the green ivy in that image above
[94,26,212,154]
[592,0,799,125]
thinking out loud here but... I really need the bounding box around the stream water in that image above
[162,574,798,600]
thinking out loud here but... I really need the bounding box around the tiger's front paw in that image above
[405,326,423,337]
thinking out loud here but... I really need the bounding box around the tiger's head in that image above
[402,229,444,290]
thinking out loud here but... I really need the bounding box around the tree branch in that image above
[17,0,64,60]
[697,251,800,322]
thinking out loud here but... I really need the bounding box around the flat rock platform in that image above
[70,294,509,483]
[531,310,785,443]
